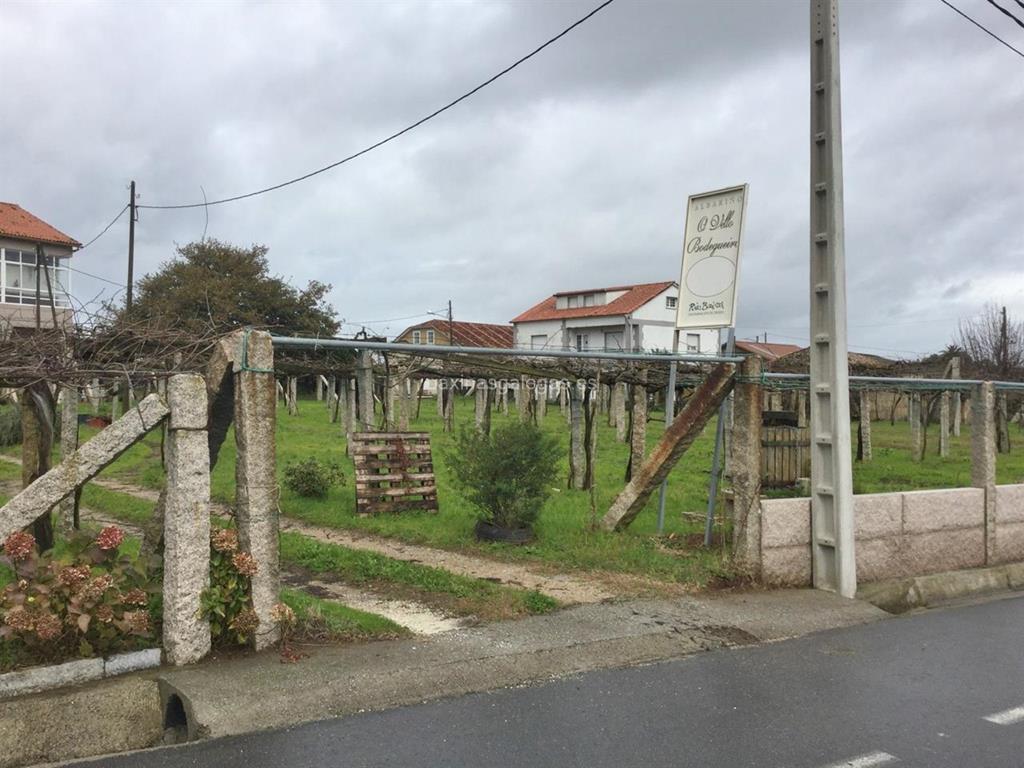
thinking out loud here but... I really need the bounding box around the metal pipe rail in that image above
[269,336,746,365]
[763,372,1024,391]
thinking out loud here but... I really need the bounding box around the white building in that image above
[511,281,718,354]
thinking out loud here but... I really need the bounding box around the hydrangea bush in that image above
[202,527,261,647]
[0,526,158,671]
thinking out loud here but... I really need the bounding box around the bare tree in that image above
[958,304,1024,452]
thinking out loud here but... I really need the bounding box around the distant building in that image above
[394,319,513,348]
[511,281,717,354]
[0,202,79,331]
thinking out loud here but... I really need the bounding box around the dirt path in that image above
[278,518,618,604]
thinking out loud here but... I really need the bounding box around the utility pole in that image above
[447,299,454,346]
[1000,305,1008,376]
[126,180,136,313]
[809,0,856,598]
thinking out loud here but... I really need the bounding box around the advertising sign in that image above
[675,184,748,329]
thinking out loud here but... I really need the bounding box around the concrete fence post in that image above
[731,356,763,574]
[233,331,280,650]
[163,374,212,666]
[909,393,923,462]
[971,382,997,565]
[858,388,872,462]
[58,384,79,533]
[939,391,950,458]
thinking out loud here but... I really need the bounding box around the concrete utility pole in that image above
[127,180,136,313]
[809,0,856,597]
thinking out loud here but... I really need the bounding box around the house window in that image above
[666,296,678,309]
[686,333,701,353]
[531,334,547,350]
[575,333,589,352]
[427,330,435,344]
[567,295,579,309]
[604,331,623,351]
[583,294,595,307]
[0,249,71,307]
[412,330,421,344]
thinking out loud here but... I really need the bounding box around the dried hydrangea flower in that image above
[3,531,36,562]
[57,565,92,590]
[3,607,34,632]
[95,605,115,624]
[231,552,259,577]
[96,526,125,551]
[229,608,260,635]
[123,610,151,635]
[35,612,63,641]
[270,602,296,626]
[211,528,239,553]
[123,588,149,606]
[82,574,115,601]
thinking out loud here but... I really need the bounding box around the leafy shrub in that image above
[283,458,345,499]
[0,527,158,671]
[445,422,560,530]
[0,405,21,448]
[202,527,260,647]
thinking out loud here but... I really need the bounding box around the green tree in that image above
[123,240,338,335]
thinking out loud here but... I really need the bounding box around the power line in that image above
[138,0,616,211]
[938,0,1024,59]
[77,204,130,250]
[66,264,127,288]
[985,0,1024,29]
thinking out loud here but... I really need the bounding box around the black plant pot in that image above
[474,519,535,545]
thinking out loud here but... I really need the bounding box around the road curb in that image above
[857,563,1024,613]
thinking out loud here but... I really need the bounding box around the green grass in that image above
[278,587,408,640]
[280,532,557,621]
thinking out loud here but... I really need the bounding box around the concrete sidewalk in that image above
[2,589,886,767]
[161,589,885,739]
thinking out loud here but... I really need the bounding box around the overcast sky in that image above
[2,0,1022,358]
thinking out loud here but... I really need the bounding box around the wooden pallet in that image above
[351,432,438,515]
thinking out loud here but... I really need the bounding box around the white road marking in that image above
[983,705,1024,725]
[820,751,899,768]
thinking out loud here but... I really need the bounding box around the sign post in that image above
[656,184,748,536]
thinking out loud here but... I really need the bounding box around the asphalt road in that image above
[75,595,1024,768]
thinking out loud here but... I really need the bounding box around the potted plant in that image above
[446,422,560,544]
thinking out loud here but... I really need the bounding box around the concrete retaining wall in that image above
[760,486,1007,585]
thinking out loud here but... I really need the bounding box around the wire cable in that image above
[77,204,130,250]
[938,0,1024,58]
[985,0,1024,29]
[66,265,127,288]
[138,0,616,210]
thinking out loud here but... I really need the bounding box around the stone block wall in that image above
[760,487,991,586]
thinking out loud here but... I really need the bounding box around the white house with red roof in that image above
[511,281,718,354]
[394,319,513,349]
[0,202,80,331]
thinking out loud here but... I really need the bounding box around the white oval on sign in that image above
[685,255,735,298]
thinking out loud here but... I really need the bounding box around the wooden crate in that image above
[351,432,438,515]
[761,425,811,488]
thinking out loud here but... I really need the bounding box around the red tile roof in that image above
[0,202,81,248]
[734,340,803,361]
[396,319,513,348]
[512,281,676,323]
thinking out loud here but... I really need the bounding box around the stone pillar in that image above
[796,391,808,429]
[58,385,79,533]
[327,376,337,418]
[357,351,374,430]
[939,391,950,458]
[628,377,648,480]
[559,381,568,421]
[909,393,923,461]
[971,382,997,565]
[398,379,411,432]
[163,374,212,666]
[614,383,627,443]
[286,376,298,416]
[536,382,548,420]
[497,381,508,416]
[997,391,1011,454]
[951,356,962,437]
[517,376,529,423]
[346,378,357,437]
[386,378,399,430]
[568,384,585,490]
[88,378,101,412]
[335,377,348,430]
[731,356,763,574]
[474,380,491,434]
[111,393,122,421]
[436,379,445,419]
[315,375,324,402]
[233,331,279,650]
[858,389,872,462]
[443,379,455,432]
